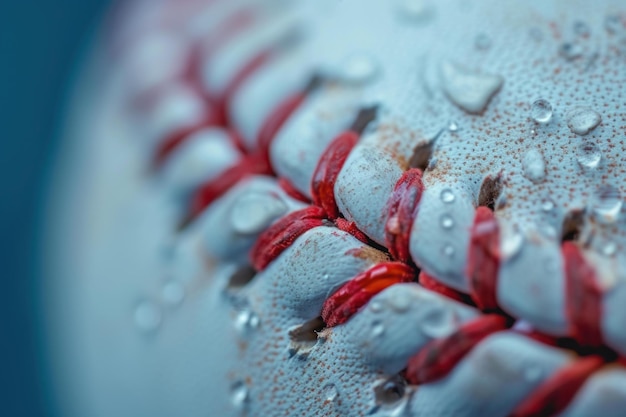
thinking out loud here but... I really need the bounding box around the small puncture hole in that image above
[289,316,325,343]
[561,210,584,242]
[477,175,503,211]
[350,105,379,135]
[408,141,434,172]
[305,73,324,93]
[288,316,326,358]
[227,265,257,289]
[374,375,407,405]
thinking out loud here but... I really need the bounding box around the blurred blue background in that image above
[0,1,109,415]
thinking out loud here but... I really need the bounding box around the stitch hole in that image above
[227,264,257,289]
[408,141,433,172]
[287,316,325,358]
[350,105,379,135]
[477,175,503,211]
[555,337,618,361]
[373,374,407,407]
[305,73,324,93]
[561,210,584,242]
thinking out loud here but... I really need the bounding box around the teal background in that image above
[0,1,109,415]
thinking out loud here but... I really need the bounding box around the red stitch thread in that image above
[418,271,472,305]
[562,242,604,348]
[278,177,311,203]
[311,131,359,219]
[334,218,370,245]
[257,92,308,168]
[148,9,257,165]
[215,49,273,127]
[154,122,241,169]
[188,154,271,221]
[182,9,256,94]
[384,169,423,263]
[153,12,623,415]
[321,262,415,327]
[509,355,604,417]
[250,206,326,271]
[405,314,510,385]
[466,206,500,311]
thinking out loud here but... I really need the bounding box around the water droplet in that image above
[371,320,385,337]
[369,300,384,313]
[559,42,584,60]
[440,189,456,204]
[524,365,543,382]
[235,308,260,333]
[541,199,555,212]
[573,21,590,37]
[591,185,623,224]
[374,375,406,405]
[475,33,492,50]
[322,383,338,403]
[577,141,602,169]
[420,305,457,338]
[605,14,622,34]
[448,120,459,132]
[134,301,162,332]
[440,214,454,229]
[566,107,601,135]
[531,99,553,123]
[522,149,546,184]
[161,280,185,306]
[501,231,524,260]
[442,244,455,258]
[230,380,249,409]
[342,54,380,85]
[388,291,411,313]
[439,60,503,114]
[396,0,432,22]
[601,241,617,257]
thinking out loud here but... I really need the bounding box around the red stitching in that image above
[256,91,307,167]
[188,154,271,221]
[151,10,624,414]
[384,168,424,263]
[466,206,500,311]
[181,9,256,95]
[405,315,511,385]
[149,8,257,165]
[278,177,311,203]
[334,217,369,245]
[311,131,359,219]
[509,355,604,417]
[216,49,274,127]
[563,242,604,348]
[418,271,472,305]
[321,262,415,327]
[153,120,236,168]
[250,206,327,271]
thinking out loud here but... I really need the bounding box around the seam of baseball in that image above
[145,7,625,415]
